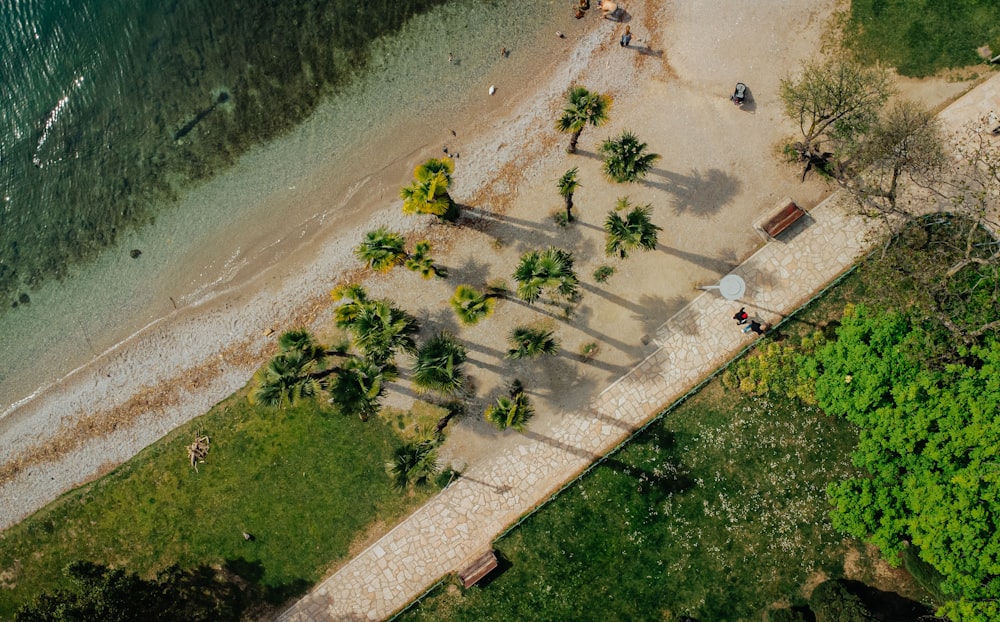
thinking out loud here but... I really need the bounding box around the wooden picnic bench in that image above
[458,550,498,588]
[754,197,806,241]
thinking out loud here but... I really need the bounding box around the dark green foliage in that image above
[512,247,579,304]
[809,580,875,622]
[15,561,244,622]
[603,198,660,259]
[386,440,440,490]
[599,131,660,183]
[505,326,559,360]
[328,357,391,421]
[592,265,615,283]
[412,332,467,396]
[769,608,810,622]
[845,0,1000,77]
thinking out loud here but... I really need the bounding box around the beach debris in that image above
[500,47,509,58]
[450,129,457,136]
[556,31,565,38]
[129,249,142,258]
[489,85,497,96]
[448,52,454,64]
[187,435,211,471]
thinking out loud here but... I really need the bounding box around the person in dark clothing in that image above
[733,307,748,325]
[744,320,767,335]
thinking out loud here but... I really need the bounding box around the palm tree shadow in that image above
[643,168,742,217]
[461,206,589,255]
[655,242,738,274]
[570,303,641,355]
[521,354,597,411]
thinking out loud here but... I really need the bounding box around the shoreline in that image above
[0,2,603,530]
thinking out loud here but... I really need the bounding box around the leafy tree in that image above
[603,198,661,259]
[839,100,945,215]
[328,357,392,421]
[412,332,467,396]
[555,86,612,154]
[484,380,534,432]
[400,157,458,220]
[450,284,498,326]
[506,326,560,359]
[15,561,243,622]
[513,247,579,304]
[779,57,893,179]
[557,167,580,222]
[811,304,1000,621]
[355,227,407,272]
[386,439,440,490]
[600,131,660,183]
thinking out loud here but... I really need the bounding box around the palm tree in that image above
[413,332,467,396]
[604,198,661,259]
[331,283,370,328]
[404,241,446,279]
[250,329,330,407]
[556,86,612,154]
[484,380,534,432]
[600,130,660,183]
[385,439,440,490]
[506,326,560,359]
[278,328,327,359]
[450,284,498,326]
[513,247,579,304]
[328,357,393,421]
[355,228,406,272]
[557,167,580,222]
[249,349,323,407]
[348,299,420,365]
[400,157,458,221]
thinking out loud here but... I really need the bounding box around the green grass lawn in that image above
[846,0,1000,77]
[0,391,440,618]
[395,382,866,622]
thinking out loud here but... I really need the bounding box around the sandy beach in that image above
[0,0,975,534]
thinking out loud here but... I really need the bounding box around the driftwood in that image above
[187,435,211,471]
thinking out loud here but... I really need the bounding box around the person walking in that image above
[732,307,748,325]
[620,25,632,47]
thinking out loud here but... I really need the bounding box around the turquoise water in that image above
[0,0,562,412]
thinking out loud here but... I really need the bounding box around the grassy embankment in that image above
[0,387,446,618]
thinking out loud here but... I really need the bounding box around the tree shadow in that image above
[520,354,598,412]
[655,242,738,275]
[600,431,693,503]
[571,303,642,354]
[223,558,312,607]
[461,205,589,255]
[643,167,742,217]
[839,580,934,621]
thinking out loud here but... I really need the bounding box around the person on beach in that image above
[620,25,632,47]
[733,307,748,325]
[600,0,617,19]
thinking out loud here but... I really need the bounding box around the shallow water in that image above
[0,0,562,415]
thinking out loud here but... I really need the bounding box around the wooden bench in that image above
[754,197,806,241]
[458,550,498,588]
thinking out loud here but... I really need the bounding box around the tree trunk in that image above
[568,129,582,154]
[564,193,574,222]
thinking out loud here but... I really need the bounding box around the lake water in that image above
[0,0,562,415]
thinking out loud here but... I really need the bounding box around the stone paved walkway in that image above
[277,74,1000,622]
